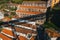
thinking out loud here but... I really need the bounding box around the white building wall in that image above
[51,37,57,40]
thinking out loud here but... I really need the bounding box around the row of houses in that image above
[0,0,60,22]
[0,22,37,40]
[16,1,47,18]
[0,20,60,40]
[0,0,60,40]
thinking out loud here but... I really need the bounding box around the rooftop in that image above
[18,5,47,9]
[15,22,37,29]
[0,33,12,40]
[15,27,37,34]
[2,29,15,36]
[22,1,46,4]
[16,10,42,15]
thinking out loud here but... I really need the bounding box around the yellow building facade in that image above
[51,0,60,8]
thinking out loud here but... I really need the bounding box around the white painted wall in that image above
[0,12,4,19]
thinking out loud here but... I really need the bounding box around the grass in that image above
[53,3,60,10]
[44,20,60,31]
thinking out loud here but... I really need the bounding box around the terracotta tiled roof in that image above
[18,36,35,40]
[2,29,14,36]
[21,24,36,29]
[16,10,42,14]
[15,27,37,34]
[19,5,47,9]
[15,22,37,29]
[30,36,35,40]
[18,36,27,40]
[0,33,12,40]
[46,29,60,37]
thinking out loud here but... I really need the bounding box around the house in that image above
[46,29,60,40]
[47,0,60,8]
[16,1,47,18]
[0,27,16,40]
[0,22,37,40]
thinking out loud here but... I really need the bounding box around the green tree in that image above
[53,3,60,10]
[0,0,10,4]
[11,12,16,16]
[12,0,23,4]
[24,0,40,1]
[4,13,9,17]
